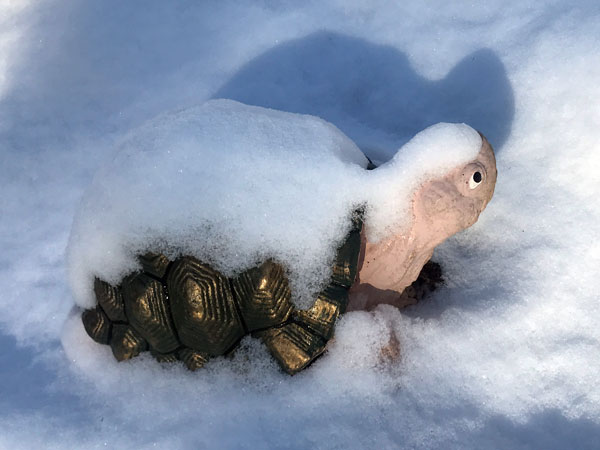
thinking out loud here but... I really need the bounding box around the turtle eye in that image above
[469,171,483,189]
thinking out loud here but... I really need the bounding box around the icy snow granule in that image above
[66,99,481,309]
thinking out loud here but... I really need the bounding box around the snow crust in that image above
[67,99,480,309]
[2,1,600,449]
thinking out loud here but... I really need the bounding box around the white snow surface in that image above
[2,1,600,449]
[67,98,480,309]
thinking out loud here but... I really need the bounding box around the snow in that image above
[66,99,480,309]
[2,1,600,449]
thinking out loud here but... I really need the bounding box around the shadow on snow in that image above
[215,30,514,162]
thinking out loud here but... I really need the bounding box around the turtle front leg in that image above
[257,324,326,375]
[259,216,360,375]
[258,282,349,375]
[404,260,443,302]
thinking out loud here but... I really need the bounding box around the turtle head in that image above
[411,133,497,248]
[349,133,497,307]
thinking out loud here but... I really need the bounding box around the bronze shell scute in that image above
[231,259,294,332]
[138,252,171,279]
[82,306,111,345]
[294,298,340,341]
[331,227,362,288]
[110,324,148,361]
[121,273,180,354]
[167,257,244,356]
[94,278,126,322]
[293,282,349,340]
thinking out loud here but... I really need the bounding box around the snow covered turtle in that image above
[73,100,496,374]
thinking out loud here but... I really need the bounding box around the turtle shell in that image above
[82,214,363,374]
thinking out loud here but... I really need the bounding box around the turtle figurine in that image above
[81,133,496,375]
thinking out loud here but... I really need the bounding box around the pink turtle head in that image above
[349,133,497,310]
[411,132,497,248]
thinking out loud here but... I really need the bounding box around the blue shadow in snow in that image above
[0,332,92,423]
[215,31,514,161]
[471,409,600,450]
